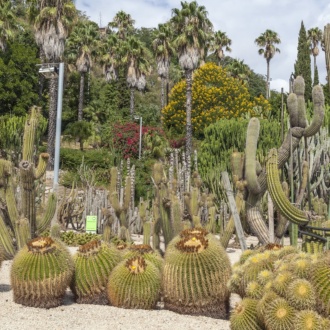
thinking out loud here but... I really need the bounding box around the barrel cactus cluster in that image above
[229,246,330,329]
[162,227,232,318]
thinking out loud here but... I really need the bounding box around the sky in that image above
[75,0,330,93]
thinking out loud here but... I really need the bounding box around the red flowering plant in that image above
[112,122,165,159]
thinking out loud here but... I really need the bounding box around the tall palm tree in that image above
[170,0,213,157]
[66,20,100,121]
[209,30,232,66]
[0,0,18,51]
[108,10,134,41]
[121,36,152,116]
[100,32,120,82]
[152,22,175,111]
[255,29,280,99]
[26,0,77,169]
[307,27,322,83]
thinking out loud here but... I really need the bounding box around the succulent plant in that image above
[264,297,296,330]
[107,255,161,309]
[71,240,121,304]
[122,244,164,271]
[230,298,263,330]
[162,228,231,318]
[293,310,324,330]
[10,237,74,308]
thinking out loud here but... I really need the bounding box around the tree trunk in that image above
[185,69,193,158]
[130,87,135,117]
[266,59,270,99]
[47,77,58,170]
[161,76,165,111]
[78,72,85,121]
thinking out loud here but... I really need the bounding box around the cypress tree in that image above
[294,21,312,101]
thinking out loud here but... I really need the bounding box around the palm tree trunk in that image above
[78,72,85,121]
[130,87,135,117]
[185,69,193,159]
[47,77,58,170]
[161,76,165,110]
[266,60,270,99]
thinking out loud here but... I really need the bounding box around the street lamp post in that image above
[38,62,64,190]
[134,115,142,159]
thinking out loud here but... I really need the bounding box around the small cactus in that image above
[107,255,161,309]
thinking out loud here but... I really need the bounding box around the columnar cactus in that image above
[0,108,57,258]
[107,255,161,309]
[11,237,74,308]
[162,228,231,318]
[244,77,324,244]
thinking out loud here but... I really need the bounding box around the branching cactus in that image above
[0,107,57,258]
[244,77,324,244]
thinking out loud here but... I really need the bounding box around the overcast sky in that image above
[75,0,330,93]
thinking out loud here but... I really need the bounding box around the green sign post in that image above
[86,215,97,233]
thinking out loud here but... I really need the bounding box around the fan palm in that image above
[170,0,213,158]
[26,0,77,169]
[307,27,322,84]
[227,58,251,85]
[66,20,100,121]
[0,0,18,51]
[209,30,232,66]
[152,22,175,111]
[121,36,152,117]
[255,29,280,99]
[108,10,134,41]
[100,32,120,82]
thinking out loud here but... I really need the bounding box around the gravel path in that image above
[0,245,242,330]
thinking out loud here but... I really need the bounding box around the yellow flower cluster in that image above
[162,62,268,137]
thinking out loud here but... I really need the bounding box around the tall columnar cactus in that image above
[244,77,324,244]
[107,255,161,309]
[162,228,232,319]
[10,237,74,308]
[0,108,57,258]
[71,240,121,304]
[324,24,330,94]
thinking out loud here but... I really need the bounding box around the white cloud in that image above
[75,0,330,92]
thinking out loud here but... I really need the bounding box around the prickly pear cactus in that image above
[10,237,74,308]
[71,240,122,304]
[107,255,161,309]
[162,228,232,318]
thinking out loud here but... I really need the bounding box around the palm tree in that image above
[152,22,175,111]
[108,10,135,41]
[26,0,77,169]
[100,32,120,82]
[307,27,323,84]
[227,58,251,85]
[170,0,213,158]
[0,0,18,50]
[121,36,152,116]
[209,30,232,66]
[255,29,281,99]
[66,20,100,121]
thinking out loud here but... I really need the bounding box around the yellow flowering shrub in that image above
[162,62,271,137]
